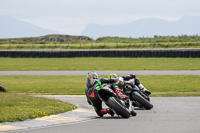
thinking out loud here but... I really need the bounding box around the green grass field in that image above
[1,75,199,94]
[0,34,200,49]
[1,56,200,123]
[0,57,200,70]
[0,93,76,122]
[1,74,199,123]
[0,42,199,50]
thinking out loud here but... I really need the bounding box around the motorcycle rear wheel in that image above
[0,85,7,92]
[132,91,153,110]
[107,97,130,118]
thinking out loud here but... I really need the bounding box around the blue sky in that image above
[0,0,199,35]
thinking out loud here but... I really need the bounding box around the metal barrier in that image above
[0,49,199,58]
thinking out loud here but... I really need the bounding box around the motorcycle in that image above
[123,79,153,110]
[98,86,136,118]
[0,83,7,92]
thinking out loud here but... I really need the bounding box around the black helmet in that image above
[130,74,136,78]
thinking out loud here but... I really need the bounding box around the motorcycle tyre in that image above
[107,97,130,118]
[132,91,153,110]
[0,85,7,92]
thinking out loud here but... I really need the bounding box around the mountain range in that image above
[0,16,58,39]
[81,16,200,39]
[1,16,200,39]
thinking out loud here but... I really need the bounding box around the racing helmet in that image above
[130,74,136,78]
[87,71,98,79]
[108,73,118,78]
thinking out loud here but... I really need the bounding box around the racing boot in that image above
[115,89,128,100]
[130,102,137,116]
[130,109,137,116]
[101,108,115,117]
[138,84,151,95]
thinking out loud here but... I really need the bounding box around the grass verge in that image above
[0,75,199,122]
[0,42,199,50]
[0,93,76,123]
[0,57,200,70]
[1,75,200,94]
[151,92,200,97]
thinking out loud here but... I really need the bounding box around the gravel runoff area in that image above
[0,70,200,75]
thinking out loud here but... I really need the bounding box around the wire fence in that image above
[0,34,200,49]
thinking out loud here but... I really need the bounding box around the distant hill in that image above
[36,34,92,42]
[0,34,92,43]
[81,16,200,39]
[0,16,58,39]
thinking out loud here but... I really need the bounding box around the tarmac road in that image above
[2,96,200,133]
[1,70,199,133]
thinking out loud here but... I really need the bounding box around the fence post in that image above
[68,38,70,48]
[182,34,183,44]
[21,40,23,46]
[154,35,156,48]
[32,40,34,47]
[104,38,106,47]
[91,38,93,48]
[55,38,57,47]
[143,36,145,46]
[116,37,118,47]
[9,39,11,47]
[197,33,198,47]
[168,35,169,47]
[44,40,46,47]
[80,37,81,47]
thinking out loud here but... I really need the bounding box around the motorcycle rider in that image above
[85,71,128,117]
[108,73,151,96]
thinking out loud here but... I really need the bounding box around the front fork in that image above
[138,91,150,101]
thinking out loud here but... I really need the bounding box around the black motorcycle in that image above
[0,83,7,92]
[98,86,136,118]
[123,79,153,110]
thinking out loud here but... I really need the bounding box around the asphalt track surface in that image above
[0,70,200,75]
[1,71,199,133]
[2,96,200,133]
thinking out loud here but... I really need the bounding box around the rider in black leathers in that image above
[85,71,128,117]
[108,73,151,96]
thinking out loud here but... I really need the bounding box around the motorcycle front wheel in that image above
[107,97,130,118]
[132,91,153,110]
